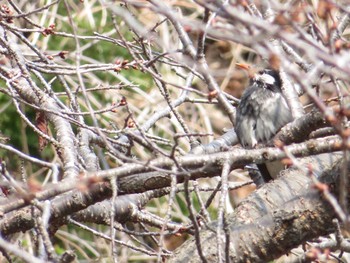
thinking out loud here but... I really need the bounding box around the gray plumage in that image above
[235,69,293,148]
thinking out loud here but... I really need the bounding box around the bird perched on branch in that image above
[235,64,293,182]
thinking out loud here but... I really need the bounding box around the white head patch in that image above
[255,72,276,86]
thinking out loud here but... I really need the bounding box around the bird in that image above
[235,66,293,182]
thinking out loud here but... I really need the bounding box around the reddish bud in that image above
[207,90,218,101]
[281,158,293,166]
[119,96,127,106]
[183,25,192,32]
[59,51,69,59]
[127,120,135,128]
[274,139,284,149]
[334,39,343,53]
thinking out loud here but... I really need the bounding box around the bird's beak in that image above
[235,63,251,71]
[236,63,255,78]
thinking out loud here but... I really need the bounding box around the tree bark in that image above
[169,153,342,262]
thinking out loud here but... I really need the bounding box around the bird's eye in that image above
[258,70,264,75]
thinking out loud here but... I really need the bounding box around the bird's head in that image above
[253,69,281,91]
[236,63,282,92]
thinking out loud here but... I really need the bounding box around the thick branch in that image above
[169,153,341,262]
[0,136,342,236]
